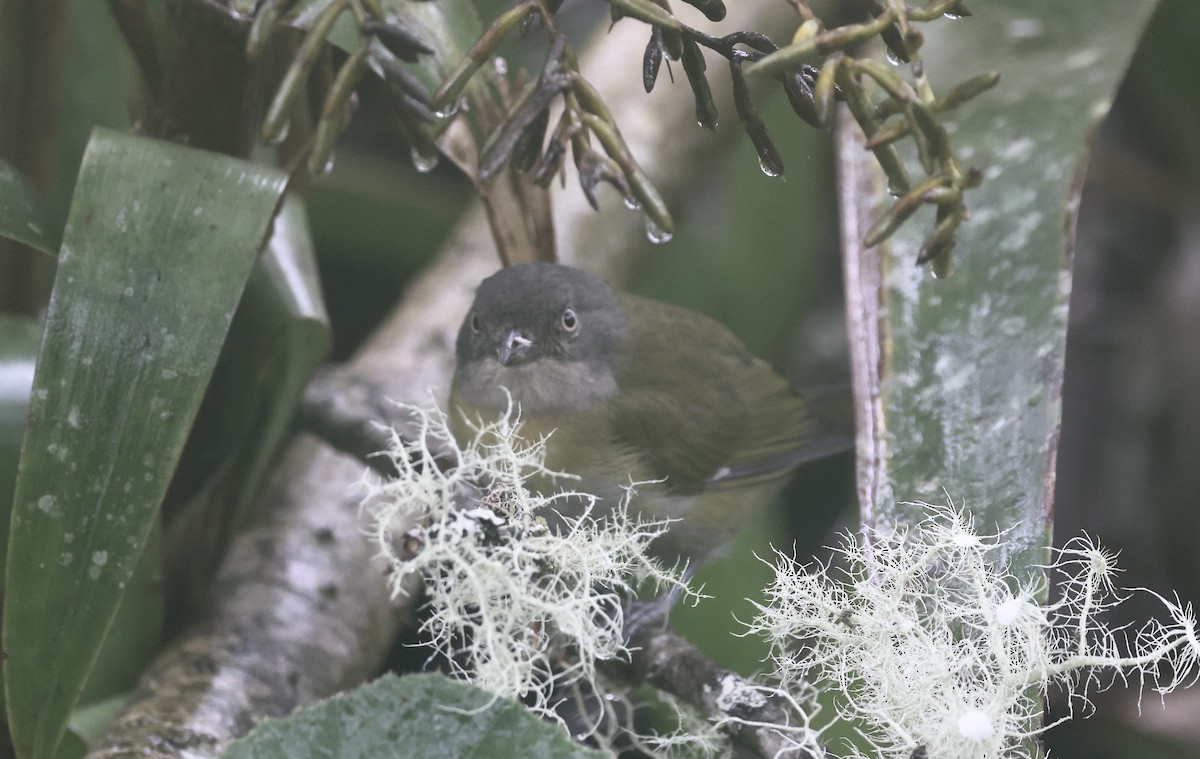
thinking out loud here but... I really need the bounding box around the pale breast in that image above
[452,356,619,415]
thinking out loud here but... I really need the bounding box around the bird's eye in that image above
[470,312,480,332]
[561,308,578,332]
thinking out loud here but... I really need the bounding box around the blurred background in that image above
[1046,2,1200,753]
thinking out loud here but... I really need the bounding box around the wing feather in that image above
[609,295,837,493]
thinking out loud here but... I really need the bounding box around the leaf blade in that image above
[0,159,57,255]
[223,674,606,759]
[839,2,1159,567]
[2,128,287,759]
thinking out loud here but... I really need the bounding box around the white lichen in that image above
[359,395,698,736]
[748,500,1200,759]
[713,677,826,757]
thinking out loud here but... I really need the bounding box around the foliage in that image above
[2,130,289,759]
[224,673,608,759]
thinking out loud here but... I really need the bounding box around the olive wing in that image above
[608,295,834,493]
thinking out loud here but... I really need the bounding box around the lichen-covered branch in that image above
[619,621,826,758]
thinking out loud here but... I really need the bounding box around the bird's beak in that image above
[497,329,533,366]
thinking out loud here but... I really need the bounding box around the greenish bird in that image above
[450,262,848,565]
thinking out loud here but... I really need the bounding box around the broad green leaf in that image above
[75,518,163,706]
[0,159,57,254]
[222,673,605,759]
[50,731,86,759]
[840,1,1160,570]
[2,128,287,759]
[163,194,330,600]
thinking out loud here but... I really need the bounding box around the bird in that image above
[449,262,849,566]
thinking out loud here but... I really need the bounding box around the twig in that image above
[619,617,829,758]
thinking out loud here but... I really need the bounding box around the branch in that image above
[620,620,827,758]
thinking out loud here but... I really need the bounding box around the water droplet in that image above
[932,255,954,279]
[758,159,781,178]
[268,120,290,145]
[943,11,964,20]
[622,196,641,211]
[492,57,508,76]
[885,48,902,65]
[644,217,673,244]
[433,100,461,120]
[411,148,439,174]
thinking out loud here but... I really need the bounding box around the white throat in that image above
[455,357,618,414]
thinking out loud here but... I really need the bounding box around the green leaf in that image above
[223,674,606,759]
[163,194,331,599]
[840,2,1159,567]
[75,518,163,706]
[0,159,57,254]
[49,730,86,759]
[2,128,287,759]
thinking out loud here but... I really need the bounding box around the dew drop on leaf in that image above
[644,217,673,244]
[412,148,439,174]
[267,120,290,145]
[434,101,461,120]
